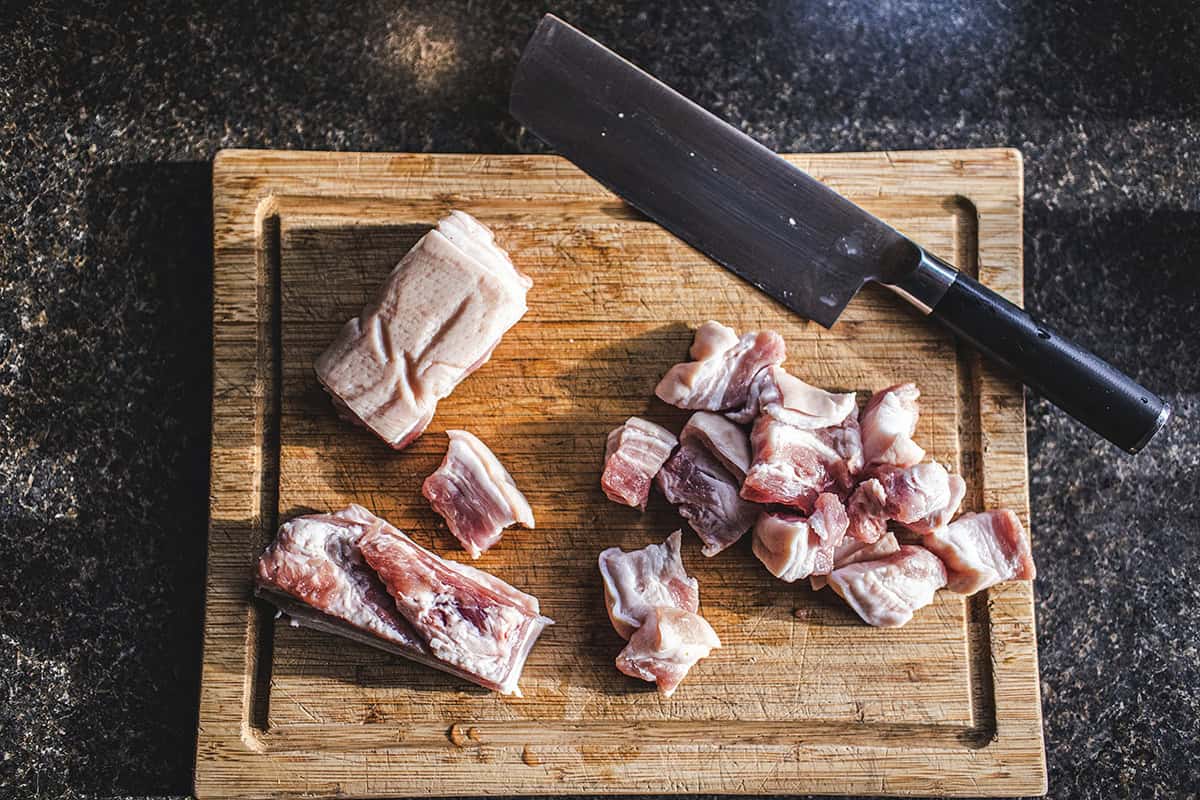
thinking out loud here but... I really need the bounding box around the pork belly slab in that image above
[255,505,550,696]
[314,211,531,449]
[680,411,751,480]
[359,518,552,696]
[598,530,699,639]
[655,321,786,412]
[828,545,948,628]
[656,440,761,556]
[860,383,925,470]
[752,493,849,582]
[601,417,678,510]
[922,510,1035,594]
[615,607,722,697]
[422,430,535,559]
[846,461,967,541]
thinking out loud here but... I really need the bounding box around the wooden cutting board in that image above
[197,149,1045,798]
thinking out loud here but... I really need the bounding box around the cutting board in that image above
[197,149,1045,798]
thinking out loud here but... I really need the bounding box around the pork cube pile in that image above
[600,320,1036,631]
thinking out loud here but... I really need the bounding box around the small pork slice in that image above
[845,462,967,541]
[601,417,678,510]
[860,383,926,469]
[315,211,531,449]
[811,530,901,591]
[615,607,721,697]
[359,519,552,696]
[922,510,1035,594]
[828,545,948,628]
[422,430,535,559]
[679,411,751,480]
[752,493,849,582]
[598,530,699,639]
[654,321,786,412]
[656,440,761,556]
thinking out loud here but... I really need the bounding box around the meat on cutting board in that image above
[314,211,532,449]
[599,530,699,640]
[656,440,761,556]
[828,545,948,628]
[615,606,721,697]
[255,504,550,695]
[847,461,967,540]
[810,530,901,591]
[727,365,858,427]
[359,517,552,697]
[654,320,785,412]
[922,510,1035,594]
[422,429,535,559]
[679,411,751,480]
[741,405,863,512]
[752,493,849,582]
[601,417,678,510]
[859,383,925,470]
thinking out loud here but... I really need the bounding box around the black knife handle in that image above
[927,269,1170,453]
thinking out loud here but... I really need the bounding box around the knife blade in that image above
[510,14,1170,453]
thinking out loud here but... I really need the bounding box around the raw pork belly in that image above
[828,545,947,628]
[860,383,925,469]
[810,530,900,591]
[922,510,1035,594]
[255,505,550,694]
[846,461,966,540]
[656,441,760,556]
[314,211,531,449]
[655,321,785,411]
[679,411,751,480]
[728,365,857,427]
[598,530,699,639]
[359,518,552,696]
[422,430,535,559]
[752,493,849,582]
[601,417,678,510]
[615,607,721,697]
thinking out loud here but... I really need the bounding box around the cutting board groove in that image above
[197,149,1045,798]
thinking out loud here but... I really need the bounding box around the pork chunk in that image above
[615,607,721,697]
[828,545,947,628]
[656,440,761,556]
[315,211,531,449]
[655,321,786,411]
[598,530,700,639]
[422,430,535,559]
[752,493,849,582]
[846,461,966,540]
[860,383,925,469]
[679,411,751,480]
[922,510,1035,594]
[810,530,901,590]
[601,417,678,510]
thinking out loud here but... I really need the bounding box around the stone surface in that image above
[1,1,1196,798]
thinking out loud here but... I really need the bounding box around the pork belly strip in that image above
[601,417,678,510]
[654,320,786,412]
[599,530,699,640]
[314,210,531,449]
[423,429,535,559]
[255,504,550,695]
[656,439,761,556]
[359,521,552,697]
[921,510,1035,594]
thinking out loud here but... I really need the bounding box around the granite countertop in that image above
[1,1,1196,798]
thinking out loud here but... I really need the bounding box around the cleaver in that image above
[510,14,1170,453]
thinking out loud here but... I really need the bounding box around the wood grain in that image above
[197,149,1045,798]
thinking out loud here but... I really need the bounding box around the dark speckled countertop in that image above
[1,2,1197,798]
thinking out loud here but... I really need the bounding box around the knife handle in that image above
[920,258,1170,453]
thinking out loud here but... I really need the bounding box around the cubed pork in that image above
[921,510,1035,594]
[846,461,966,541]
[615,606,721,697]
[810,530,901,591]
[751,493,849,582]
[422,430,535,559]
[656,440,761,556]
[601,417,678,510]
[828,545,947,628]
[598,530,700,640]
[679,411,751,480]
[655,321,785,411]
[860,383,925,469]
[314,211,531,449]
